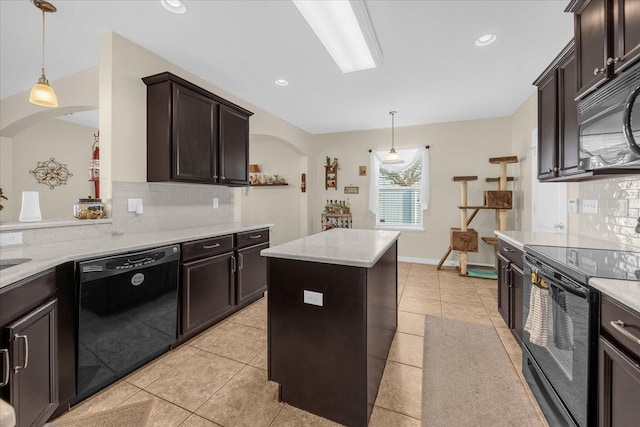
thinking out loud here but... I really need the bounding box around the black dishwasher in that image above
[74,245,180,402]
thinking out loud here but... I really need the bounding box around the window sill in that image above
[374,225,425,232]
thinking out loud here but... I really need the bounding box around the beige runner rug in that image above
[422,315,542,426]
[45,399,154,427]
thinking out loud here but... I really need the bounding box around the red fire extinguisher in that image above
[90,131,100,198]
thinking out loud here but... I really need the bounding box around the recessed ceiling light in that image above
[475,33,497,46]
[161,0,186,14]
[275,79,289,87]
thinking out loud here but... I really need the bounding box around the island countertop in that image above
[261,228,400,268]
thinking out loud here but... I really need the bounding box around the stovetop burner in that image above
[525,245,640,282]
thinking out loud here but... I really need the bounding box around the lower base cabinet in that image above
[1,300,58,427]
[497,239,524,344]
[237,242,268,307]
[182,252,235,334]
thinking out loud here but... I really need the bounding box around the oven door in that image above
[523,255,597,427]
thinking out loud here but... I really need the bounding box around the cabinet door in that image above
[537,71,558,180]
[219,105,250,186]
[575,0,610,98]
[497,254,511,327]
[1,300,58,427]
[236,243,268,307]
[598,337,640,427]
[612,0,640,74]
[181,252,235,335]
[510,264,524,345]
[558,51,581,177]
[173,84,219,183]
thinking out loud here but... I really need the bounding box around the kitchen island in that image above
[261,228,399,427]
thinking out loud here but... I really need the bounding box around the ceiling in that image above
[0,0,574,134]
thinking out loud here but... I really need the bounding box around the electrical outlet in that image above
[303,290,323,307]
[127,198,143,214]
[213,198,218,209]
[0,232,23,246]
[582,199,598,214]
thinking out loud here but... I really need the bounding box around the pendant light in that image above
[29,0,58,108]
[382,111,404,164]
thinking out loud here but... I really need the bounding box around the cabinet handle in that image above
[238,253,244,270]
[606,57,621,65]
[13,334,28,374]
[503,247,514,253]
[0,349,9,386]
[610,320,640,345]
[593,67,606,75]
[231,255,236,273]
[553,166,558,172]
[249,234,262,239]
[203,243,221,250]
[212,175,218,179]
[547,168,553,173]
[221,176,226,180]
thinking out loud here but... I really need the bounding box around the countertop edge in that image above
[0,222,273,289]
[494,231,524,250]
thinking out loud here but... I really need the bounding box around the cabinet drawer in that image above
[497,239,523,268]
[601,295,640,361]
[236,228,269,249]
[182,235,234,262]
[0,269,55,326]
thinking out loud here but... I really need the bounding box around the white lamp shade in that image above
[382,149,404,164]
[19,191,42,222]
[29,81,58,107]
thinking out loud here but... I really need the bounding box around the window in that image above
[369,147,429,230]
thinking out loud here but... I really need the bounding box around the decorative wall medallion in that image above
[29,157,73,189]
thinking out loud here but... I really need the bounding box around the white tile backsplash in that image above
[575,176,640,249]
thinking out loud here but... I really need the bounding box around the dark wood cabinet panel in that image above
[172,84,218,183]
[143,72,253,187]
[237,243,268,307]
[181,252,235,335]
[1,300,58,427]
[510,263,524,345]
[220,105,250,186]
[569,0,640,98]
[573,0,609,98]
[497,254,510,326]
[598,337,640,427]
[534,41,583,181]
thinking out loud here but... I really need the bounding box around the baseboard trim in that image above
[398,256,494,269]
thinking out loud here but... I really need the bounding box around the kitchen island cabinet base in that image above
[267,242,397,427]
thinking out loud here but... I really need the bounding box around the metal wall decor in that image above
[29,157,73,189]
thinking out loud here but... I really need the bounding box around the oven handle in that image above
[623,84,640,156]
[523,256,588,298]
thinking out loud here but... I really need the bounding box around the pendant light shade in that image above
[29,0,58,108]
[382,111,404,164]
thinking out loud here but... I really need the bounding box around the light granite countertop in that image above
[261,228,400,268]
[0,222,272,289]
[495,230,639,314]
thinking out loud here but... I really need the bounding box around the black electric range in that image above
[524,245,640,284]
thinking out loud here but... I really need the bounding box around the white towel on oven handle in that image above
[524,284,549,347]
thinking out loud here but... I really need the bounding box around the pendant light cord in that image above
[41,8,46,76]
[390,111,396,149]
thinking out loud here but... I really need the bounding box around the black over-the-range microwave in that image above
[578,61,640,172]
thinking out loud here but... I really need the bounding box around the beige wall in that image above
[312,117,514,265]
[510,93,537,232]
[0,119,97,221]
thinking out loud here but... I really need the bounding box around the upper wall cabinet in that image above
[567,0,640,99]
[143,72,253,186]
[534,41,581,181]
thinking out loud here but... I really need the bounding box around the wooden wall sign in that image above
[344,186,359,194]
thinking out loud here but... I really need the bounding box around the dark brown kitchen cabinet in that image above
[237,243,268,307]
[143,72,253,186]
[0,269,58,427]
[534,40,581,181]
[568,0,640,99]
[598,296,640,427]
[497,239,523,344]
[181,235,235,336]
[1,300,58,427]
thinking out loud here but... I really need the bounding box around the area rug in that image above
[44,399,154,427]
[422,316,542,426]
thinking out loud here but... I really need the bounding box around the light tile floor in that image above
[55,263,548,427]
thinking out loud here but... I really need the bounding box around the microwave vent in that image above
[578,64,640,117]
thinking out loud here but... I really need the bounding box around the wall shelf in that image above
[250,183,289,187]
